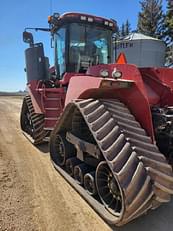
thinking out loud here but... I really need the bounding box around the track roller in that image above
[65,157,81,176]
[84,171,97,196]
[74,163,91,185]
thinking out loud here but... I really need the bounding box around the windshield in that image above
[68,23,112,73]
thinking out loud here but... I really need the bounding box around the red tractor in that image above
[21,12,173,226]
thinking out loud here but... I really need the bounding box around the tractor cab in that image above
[49,13,117,78]
[23,13,117,84]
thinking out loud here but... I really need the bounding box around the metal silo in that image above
[116,33,166,67]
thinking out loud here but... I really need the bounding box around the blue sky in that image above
[0,0,167,91]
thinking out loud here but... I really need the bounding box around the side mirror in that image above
[23,31,34,46]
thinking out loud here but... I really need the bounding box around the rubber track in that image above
[72,98,173,226]
[22,95,47,144]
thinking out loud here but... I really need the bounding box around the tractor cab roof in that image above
[48,12,117,33]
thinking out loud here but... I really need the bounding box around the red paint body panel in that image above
[28,63,173,141]
[140,68,173,106]
[87,64,148,97]
[66,73,154,140]
[65,76,102,105]
[27,81,44,114]
[58,72,82,85]
[27,80,65,128]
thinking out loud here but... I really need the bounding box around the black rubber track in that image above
[20,95,48,144]
[50,98,173,226]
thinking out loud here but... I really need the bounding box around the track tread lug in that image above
[21,95,47,144]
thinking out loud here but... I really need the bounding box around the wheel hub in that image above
[56,136,65,162]
[59,142,64,157]
[108,176,119,195]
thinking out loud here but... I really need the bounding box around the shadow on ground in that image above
[36,142,49,154]
[110,201,173,231]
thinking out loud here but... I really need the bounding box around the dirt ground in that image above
[0,96,173,231]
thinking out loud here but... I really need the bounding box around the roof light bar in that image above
[88,17,94,22]
[81,15,87,20]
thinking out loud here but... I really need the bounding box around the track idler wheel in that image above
[50,133,75,166]
[84,171,97,196]
[74,163,91,185]
[65,157,81,176]
[96,161,122,216]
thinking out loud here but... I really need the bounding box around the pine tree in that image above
[137,0,164,38]
[119,21,131,38]
[164,0,173,44]
[125,20,131,36]
[121,23,125,37]
[163,1,173,64]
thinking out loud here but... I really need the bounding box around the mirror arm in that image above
[25,27,50,32]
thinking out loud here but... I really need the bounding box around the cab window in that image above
[55,27,66,77]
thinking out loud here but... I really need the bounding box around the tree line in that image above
[119,0,173,47]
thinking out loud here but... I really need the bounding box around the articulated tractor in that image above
[21,12,173,226]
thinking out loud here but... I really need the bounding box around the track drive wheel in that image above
[20,95,47,144]
[96,161,123,216]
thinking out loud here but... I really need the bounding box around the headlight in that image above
[109,22,113,27]
[112,68,122,79]
[100,69,109,78]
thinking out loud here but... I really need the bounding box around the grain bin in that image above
[116,33,166,67]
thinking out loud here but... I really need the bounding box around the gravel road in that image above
[0,96,173,231]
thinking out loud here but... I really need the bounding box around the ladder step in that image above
[45,117,57,120]
[44,127,54,131]
[44,137,50,142]
[46,98,61,101]
[45,108,60,111]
